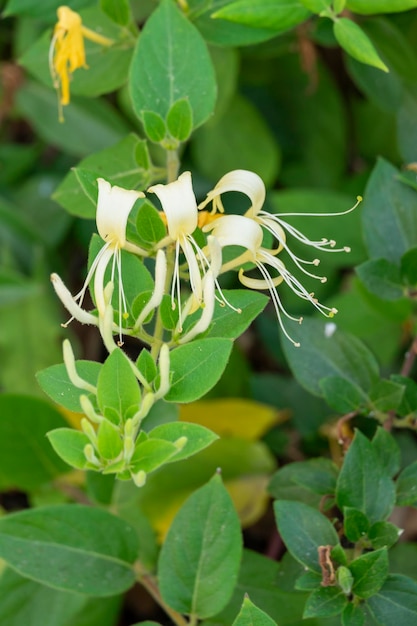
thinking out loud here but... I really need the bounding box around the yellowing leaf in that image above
[180,398,285,440]
[59,407,85,430]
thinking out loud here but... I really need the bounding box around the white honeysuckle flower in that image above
[200,169,361,285]
[134,249,167,330]
[204,214,338,347]
[52,178,145,341]
[149,172,212,332]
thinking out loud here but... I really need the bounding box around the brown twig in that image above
[400,334,417,377]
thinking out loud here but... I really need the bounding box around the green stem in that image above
[134,562,189,626]
[167,149,180,182]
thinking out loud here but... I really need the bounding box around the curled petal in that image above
[178,272,215,344]
[51,273,98,326]
[199,170,266,216]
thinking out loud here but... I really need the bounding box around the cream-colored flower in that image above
[149,172,212,331]
[49,6,114,120]
[204,214,338,347]
[200,169,361,284]
[52,178,145,343]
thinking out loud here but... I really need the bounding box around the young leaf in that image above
[100,0,130,25]
[371,428,401,477]
[232,596,277,626]
[333,18,388,72]
[166,98,193,142]
[368,379,405,413]
[97,420,123,461]
[130,0,216,129]
[130,439,178,474]
[350,548,389,599]
[97,349,141,421]
[135,202,166,248]
[148,422,218,462]
[142,111,167,144]
[303,586,348,618]
[345,0,417,13]
[336,430,396,523]
[212,0,310,32]
[36,360,102,412]
[0,505,138,596]
[158,473,242,618]
[320,376,367,413]
[47,428,90,470]
[343,507,370,543]
[165,338,233,403]
[274,500,339,574]
[368,521,401,550]
[136,349,158,384]
[205,290,268,340]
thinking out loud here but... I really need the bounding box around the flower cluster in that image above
[52,170,360,348]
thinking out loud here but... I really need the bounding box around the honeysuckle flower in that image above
[49,6,114,120]
[200,169,361,285]
[52,178,145,343]
[149,172,212,332]
[177,271,216,344]
[204,214,338,347]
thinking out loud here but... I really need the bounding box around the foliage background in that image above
[0,0,417,624]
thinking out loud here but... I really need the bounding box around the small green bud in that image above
[175,436,188,451]
[337,566,354,595]
[132,470,147,487]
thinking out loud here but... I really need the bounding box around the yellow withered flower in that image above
[49,6,114,120]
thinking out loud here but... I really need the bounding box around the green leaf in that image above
[295,570,322,591]
[37,360,102,412]
[397,91,417,163]
[268,458,338,505]
[0,395,69,490]
[47,428,90,470]
[136,349,158,384]
[343,507,370,543]
[369,521,401,550]
[342,603,365,626]
[0,505,138,596]
[3,0,91,18]
[135,201,166,248]
[333,18,388,72]
[100,0,131,25]
[142,111,167,143]
[345,0,417,14]
[165,338,233,403]
[303,586,348,618]
[396,461,417,506]
[130,0,216,129]
[130,438,178,474]
[97,420,123,460]
[336,430,396,523]
[320,376,367,413]
[148,422,218,462]
[15,81,130,158]
[299,0,332,13]
[232,597,277,626]
[53,134,151,219]
[368,379,405,413]
[97,349,141,422]
[212,0,310,31]
[356,258,404,301]
[192,93,280,188]
[166,98,193,142]
[361,158,417,264]
[337,566,354,595]
[158,473,242,618]
[350,548,389,599]
[274,500,339,574]
[366,574,417,625]
[371,428,401,477]
[400,246,417,287]
[391,375,417,418]
[203,290,268,340]
[0,567,121,626]
[281,318,380,397]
